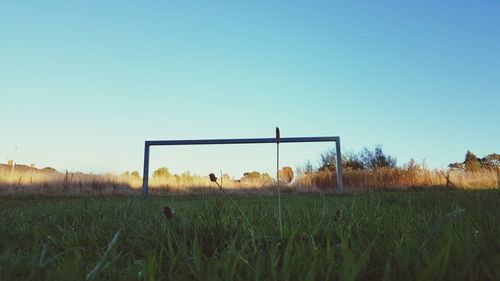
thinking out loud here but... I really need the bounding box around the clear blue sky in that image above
[1,1,499,177]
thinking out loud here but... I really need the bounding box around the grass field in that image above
[1,190,499,280]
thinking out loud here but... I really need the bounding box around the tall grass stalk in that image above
[276,127,283,239]
[276,141,283,239]
[210,174,256,238]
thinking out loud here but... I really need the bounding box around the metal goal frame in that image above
[142,136,343,196]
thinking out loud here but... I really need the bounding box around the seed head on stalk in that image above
[163,206,174,220]
[209,173,218,183]
[209,173,256,238]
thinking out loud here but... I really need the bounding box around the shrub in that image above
[464,151,480,172]
[279,167,294,184]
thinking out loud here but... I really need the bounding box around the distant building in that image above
[0,161,55,173]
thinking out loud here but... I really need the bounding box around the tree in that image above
[319,146,395,171]
[486,153,500,166]
[464,151,480,172]
[240,171,272,185]
[319,148,337,171]
[479,153,500,169]
[405,158,420,171]
[41,167,57,173]
[343,152,365,170]
[131,171,141,179]
[296,160,315,177]
[448,162,464,170]
[153,167,171,178]
[242,171,262,180]
[279,166,294,184]
[319,150,364,171]
[261,173,273,184]
[360,146,397,169]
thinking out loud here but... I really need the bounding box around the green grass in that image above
[1,190,499,280]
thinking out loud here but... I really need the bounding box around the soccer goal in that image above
[141,134,343,195]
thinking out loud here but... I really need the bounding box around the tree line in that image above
[312,146,498,173]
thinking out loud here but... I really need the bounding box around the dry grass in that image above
[0,169,136,196]
[0,165,498,196]
[297,166,499,190]
[0,168,281,196]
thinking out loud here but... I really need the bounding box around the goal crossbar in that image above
[142,136,343,195]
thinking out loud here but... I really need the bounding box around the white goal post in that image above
[142,136,343,196]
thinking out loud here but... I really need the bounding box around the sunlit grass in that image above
[0,164,498,197]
